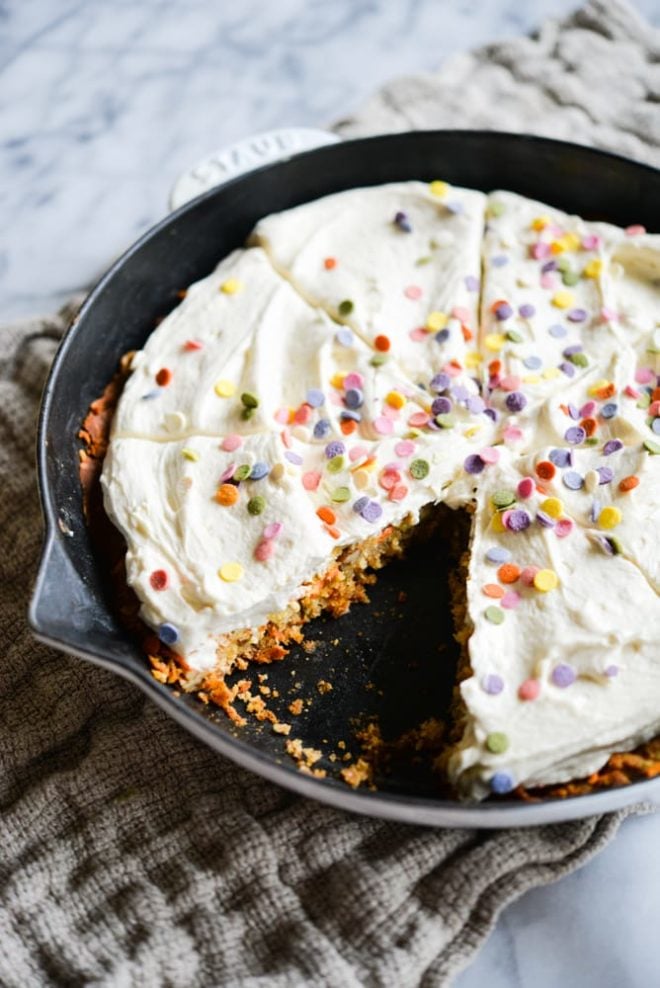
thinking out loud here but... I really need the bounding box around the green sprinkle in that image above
[568,352,589,367]
[644,438,660,455]
[370,353,388,367]
[584,436,599,446]
[506,330,524,343]
[435,413,455,429]
[234,464,251,481]
[607,536,623,555]
[485,606,505,625]
[241,391,259,408]
[556,257,571,273]
[562,270,580,286]
[415,256,432,266]
[488,200,505,218]
[491,489,516,509]
[326,455,345,474]
[637,394,651,410]
[241,407,255,421]
[181,448,199,462]
[338,299,354,317]
[247,495,266,515]
[331,486,351,503]
[410,458,430,480]
[486,731,509,754]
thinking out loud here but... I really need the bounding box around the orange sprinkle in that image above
[340,419,358,436]
[317,506,336,525]
[156,367,172,387]
[215,484,239,506]
[489,360,502,375]
[535,460,556,481]
[374,334,391,352]
[580,417,597,437]
[461,324,473,342]
[324,257,337,270]
[497,563,521,584]
[483,584,505,599]
[325,524,341,540]
[594,383,616,400]
[652,387,660,402]
[619,475,640,492]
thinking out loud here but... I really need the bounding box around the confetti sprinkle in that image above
[490,772,515,794]
[216,484,239,506]
[551,664,576,688]
[150,570,169,591]
[214,380,236,398]
[247,496,266,515]
[533,568,559,592]
[220,278,242,294]
[158,623,179,646]
[486,547,512,564]
[156,368,172,387]
[518,679,540,701]
[482,673,504,694]
[409,459,430,480]
[486,732,509,754]
[485,605,505,624]
[598,505,622,529]
[219,562,244,582]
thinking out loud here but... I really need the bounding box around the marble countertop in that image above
[4,1,660,984]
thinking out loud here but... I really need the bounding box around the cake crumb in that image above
[316,679,333,695]
[340,758,373,789]
[288,698,304,716]
[273,722,291,736]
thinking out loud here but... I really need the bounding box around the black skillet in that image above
[29,131,660,827]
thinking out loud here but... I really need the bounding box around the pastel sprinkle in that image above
[486,547,511,564]
[214,380,236,398]
[486,732,509,754]
[247,496,266,516]
[254,540,274,562]
[501,590,521,609]
[562,471,584,490]
[263,521,283,540]
[490,772,515,794]
[220,278,242,294]
[518,679,540,701]
[598,505,622,529]
[302,471,321,491]
[219,562,244,582]
[158,623,179,646]
[517,477,534,498]
[482,673,504,695]
[150,570,169,591]
[485,605,505,624]
[464,454,485,475]
[221,434,242,452]
[533,568,559,592]
[551,663,576,688]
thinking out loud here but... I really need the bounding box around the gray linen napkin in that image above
[2,2,658,985]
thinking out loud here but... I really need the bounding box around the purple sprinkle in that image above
[523,356,542,370]
[465,275,479,292]
[567,403,580,420]
[435,328,450,343]
[548,323,567,338]
[563,345,583,357]
[141,390,160,400]
[353,496,369,514]
[519,303,536,318]
[590,500,601,523]
[536,510,555,528]
[394,210,412,233]
[336,328,354,347]
[605,665,619,677]
[601,402,618,419]
[482,674,504,695]
[559,361,575,378]
[284,451,303,465]
[597,466,614,485]
[466,395,486,415]
[452,385,470,403]
[158,623,180,646]
[563,470,584,490]
[486,547,511,564]
[505,392,527,413]
[344,387,364,409]
[494,302,513,320]
[446,199,464,215]
[542,260,558,274]
[325,441,345,459]
[492,255,509,268]
[361,500,383,523]
[313,419,331,439]
[603,439,623,456]
[490,772,515,794]
[306,388,325,408]
[432,396,452,416]
[565,426,586,445]
[567,308,588,323]
[551,664,576,688]
[430,372,451,393]
[549,448,572,468]
[340,410,361,422]
[653,418,660,435]
[464,454,486,475]
[484,408,499,423]
[506,509,531,532]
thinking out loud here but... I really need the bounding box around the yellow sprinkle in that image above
[522,373,542,385]
[220,278,242,295]
[541,497,564,519]
[583,258,602,278]
[551,290,574,309]
[429,180,449,198]
[353,469,370,490]
[534,568,559,592]
[588,378,610,396]
[550,239,566,255]
[426,310,448,331]
[491,512,506,534]
[463,426,480,438]
[531,215,551,231]
[181,448,199,462]
[214,379,236,398]
[598,505,622,529]
[219,562,243,583]
[330,372,346,389]
[542,367,561,380]
[484,333,505,351]
[270,463,285,483]
[465,351,483,368]
[563,232,581,252]
[385,391,405,410]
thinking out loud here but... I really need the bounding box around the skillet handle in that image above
[29,528,92,645]
[169,127,341,211]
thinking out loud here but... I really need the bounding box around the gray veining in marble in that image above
[2,2,660,985]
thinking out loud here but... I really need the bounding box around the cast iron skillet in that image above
[29,131,660,827]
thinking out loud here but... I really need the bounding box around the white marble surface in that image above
[4,1,660,984]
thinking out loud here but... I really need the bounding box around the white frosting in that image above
[101,180,660,799]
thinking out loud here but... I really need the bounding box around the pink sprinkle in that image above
[263,521,283,540]
[489,374,501,389]
[395,440,415,457]
[183,339,204,351]
[274,407,290,424]
[349,445,369,462]
[408,411,430,428]
[409,327,428,342]
[280,429,292,449]
[579,401,596,418]
[600,306,618,323]
[499,375,522,392]
[254,540,274,562]
[344,372,364,390]
[501,590,521,609]
[302,471,321,491]
[221,434,242,452]
[404,284,422,300]
[500,510,513,528]
[373,415,394,435]
[518,678,540,701]
[625,224,646,237]
[624,385,641,399]
[531,242,550,259]
[540,273,557,290]
[581,234,601,251]
[503,425,524,443]
[452,306,471,322]
[517,477,535,498]
[446,363,462,377]
[479,447,500,465]
[220,464,236,482]
[520,566,540,586]
[382,404,400,420]
[555,517,573,538]
[388,484,408,502]
[294,405,312,424]
[635,366,655,385]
